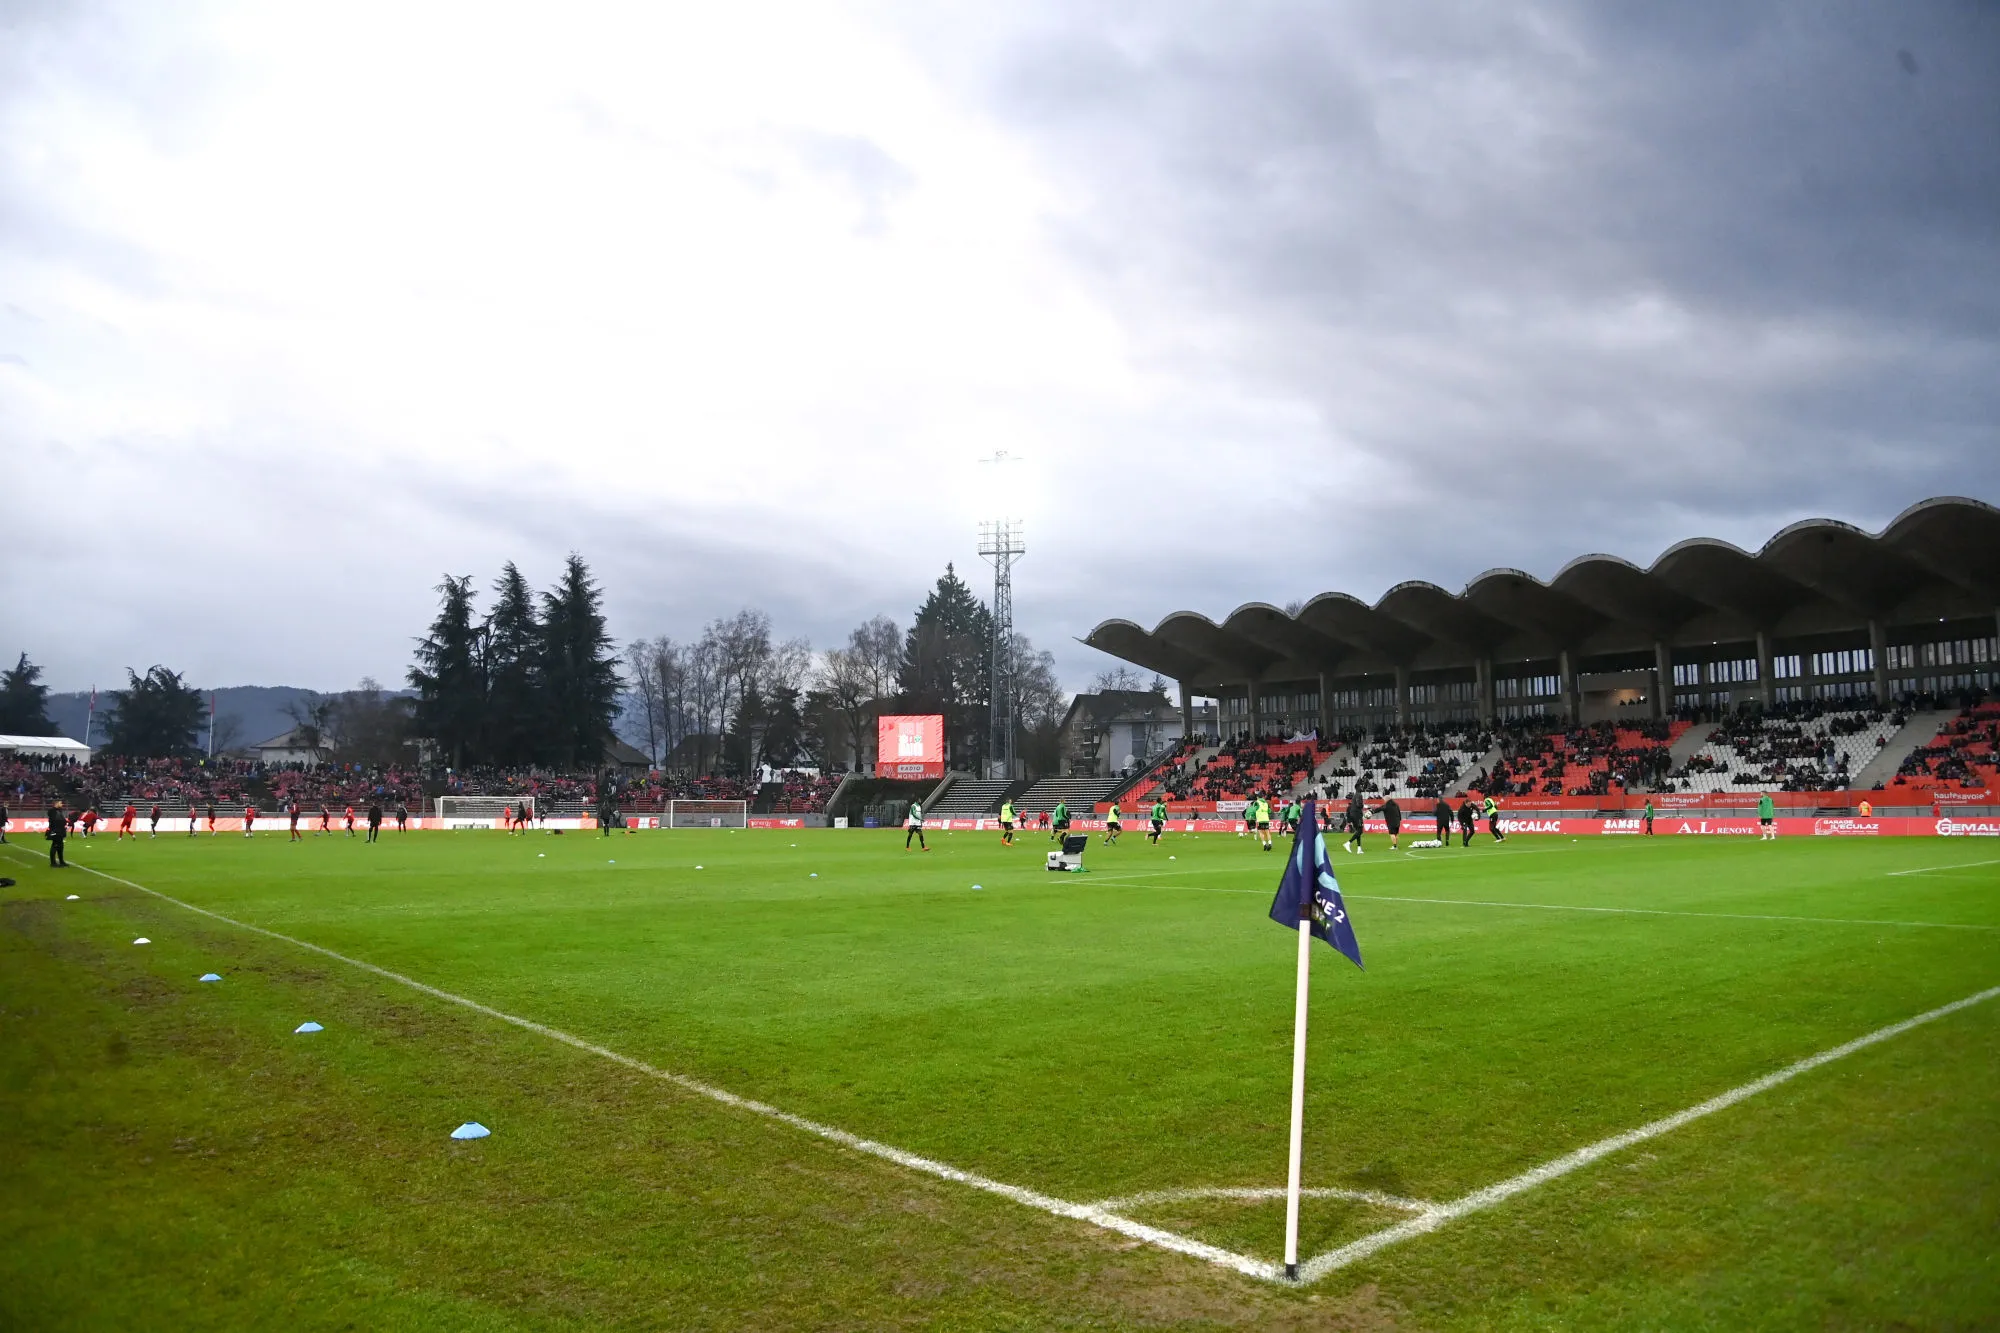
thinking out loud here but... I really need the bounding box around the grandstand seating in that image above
[1013,775,1127,816]
[1131,737,1334,804]
[1335,726,1497,800]
[931,777,1025,815]
[1482,721,1687,797]
[1671,707,1895,793]
[1885,703,2000,792]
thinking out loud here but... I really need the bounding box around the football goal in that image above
[667,799,748,828]
[436,796,534,828]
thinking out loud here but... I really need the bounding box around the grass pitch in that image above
[2,823,1997,1329]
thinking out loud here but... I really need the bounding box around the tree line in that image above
[623,563,1068,777]
[6,554,1078,776]
[408,554,622,770]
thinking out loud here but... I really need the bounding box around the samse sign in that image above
[877,714,945,779]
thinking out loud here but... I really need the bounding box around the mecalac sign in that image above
[1936,817,2000,837]
[1501,817,1564,834]
[1813,818,1882,837]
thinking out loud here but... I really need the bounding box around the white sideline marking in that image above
[5,852,1277,1281]
[1296,982,2000,1283]
[1350,893,1998,932]
[1888,858,2000,878]
[1095,1185,1437,1216]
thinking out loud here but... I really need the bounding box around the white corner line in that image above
[1349,892,1999,932]
[7,853,1278,1282]
[1094,1185,1438,1216]
[1294,982,2000,1284]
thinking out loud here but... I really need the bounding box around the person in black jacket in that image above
[1382,796,1403,850]
[1344,790,1365,854]
[46,801,68,868]
[1457,797,1477,846]
[1434,797,1452,846]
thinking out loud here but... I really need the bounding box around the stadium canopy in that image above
[1084,496,2000,727]
[0,734,93,761]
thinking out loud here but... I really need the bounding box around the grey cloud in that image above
[784,130,915,235]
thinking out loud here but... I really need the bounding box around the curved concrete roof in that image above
[1082,497,2000,687]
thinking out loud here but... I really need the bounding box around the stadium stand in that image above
[1013,775,1127,816]
[1885,703,2000,792]
[1480,721,1687,797]
[1670,706,1896,793]
[1130,737,1335,804]
[1336,725,1497,800]
[930,777,1028,815]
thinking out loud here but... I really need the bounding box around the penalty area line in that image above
[16,852,1279,1283]
[1887,858,2000,878]
[1296,981,2000,1283]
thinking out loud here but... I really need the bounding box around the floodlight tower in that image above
[977,452,1026,780]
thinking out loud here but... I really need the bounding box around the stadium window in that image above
[1772,654,1802,679]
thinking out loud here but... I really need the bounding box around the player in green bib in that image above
[1758,792,1776,841]
[1281,799,1302,837]
[999,800,1017,846]
[1051,801,1070,840]
[1148,798,1167,844]
[1103,803,1123,844]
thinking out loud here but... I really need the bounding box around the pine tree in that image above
[0,653,57,735]
[537,554,621,768]
[409,574,485,770]
[899,563,993,772]
[103,666,205,757]
[484,562,541,766]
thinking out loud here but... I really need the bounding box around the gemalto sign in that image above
[1935,816,2000,837]
[876,714,946,780]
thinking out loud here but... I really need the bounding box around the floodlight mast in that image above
[978,517,1025,780]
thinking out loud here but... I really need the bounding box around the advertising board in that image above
[876,714,946,780]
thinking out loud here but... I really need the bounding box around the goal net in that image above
[436,796,535,828]
[667,799,748,828]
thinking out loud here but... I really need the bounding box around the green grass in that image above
[2,823,1997,1329]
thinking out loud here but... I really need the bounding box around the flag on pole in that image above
[1269,798,1362,969]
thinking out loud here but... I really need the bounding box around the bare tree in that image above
[284,692,335,764]
[850,614,903,703]
[820,647,873,772]
[1089,665,1144,695]
[689,630,722,774]
[625,638,664,764]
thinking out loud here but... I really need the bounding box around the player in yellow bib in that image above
[1103,803,1123,844]
[999,800,1017,846]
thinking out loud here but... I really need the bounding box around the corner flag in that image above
[1268,798,1362,970]
[1268,797,1361,1280]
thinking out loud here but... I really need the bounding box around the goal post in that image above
[436,795,534,828]
[667,799,748,829]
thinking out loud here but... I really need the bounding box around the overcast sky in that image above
[4,0,1996,695]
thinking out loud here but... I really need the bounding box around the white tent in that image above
[0,734,93,762]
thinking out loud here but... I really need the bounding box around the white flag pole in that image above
[1283,866,1313,1280]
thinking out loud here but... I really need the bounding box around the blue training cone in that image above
[199,973,221,982]
[451,1122,491,1140]
[294,1021,323,1033]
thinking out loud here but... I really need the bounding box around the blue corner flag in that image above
[1269,798,1363,969]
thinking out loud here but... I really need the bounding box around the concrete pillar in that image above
[1559,649,1578,724]
[1869,620,1890,705]
[1755,630,1774,709]
[1393,664,1410,729]
[1317,670,1334,739]
[1178,680,1195,744]
[1246,678,1261,742]
[1478,657,1496,724]
[1653,642,1672,719]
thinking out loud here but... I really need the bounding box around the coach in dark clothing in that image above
[366,801,383,843]
[46,802,68,867]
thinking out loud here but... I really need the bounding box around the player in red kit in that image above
[344,805,356,837]
[118,804,137,840]
[148,803,161,837]
[288,801,303,842]
[243,805,256,838]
